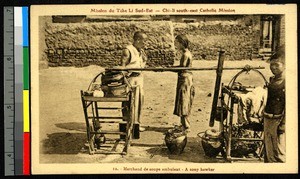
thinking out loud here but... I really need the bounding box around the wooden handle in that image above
[209,49,225,127]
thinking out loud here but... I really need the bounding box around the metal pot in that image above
[101,71,124,85]
[102,84,129,97]
[165,127,187,155]
[198,129,224,158]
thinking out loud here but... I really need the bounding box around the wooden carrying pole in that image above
[106,54,265,127]
[209,49,225,127]
[106,66,264,71]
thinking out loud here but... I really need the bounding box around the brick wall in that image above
[44,21,175,67]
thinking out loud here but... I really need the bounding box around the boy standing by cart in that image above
[263,46,286,163]
[173,35,195,132]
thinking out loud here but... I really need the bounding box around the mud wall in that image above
[42,15,263,68]
[44,21,175,67]
[173,16,261,61]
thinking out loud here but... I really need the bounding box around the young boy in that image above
[263,46,286,163]
[173,35,195,132]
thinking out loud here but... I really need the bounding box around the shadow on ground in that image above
[42,132,87,154]
[145,137,225,163]
[55,122,86,132]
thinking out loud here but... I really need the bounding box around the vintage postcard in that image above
[30,4,298,174]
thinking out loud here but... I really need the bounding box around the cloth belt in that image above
[263,111,284,119]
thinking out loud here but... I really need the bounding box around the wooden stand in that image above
[80,86,139,155]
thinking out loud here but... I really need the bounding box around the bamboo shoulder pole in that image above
[105,66,265,71]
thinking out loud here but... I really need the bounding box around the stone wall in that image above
[44,21,175,67]
[173,16,261,60]
[43,15,264,68]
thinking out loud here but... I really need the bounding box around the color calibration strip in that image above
[14,7,24,175]
[22,6,30,176]
[4,6,30,176]
[15,6,30,175]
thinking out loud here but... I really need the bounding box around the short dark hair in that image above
[133,31,147,41]
[270,45,285,64]
[175,35,189,48]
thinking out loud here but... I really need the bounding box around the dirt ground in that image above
[38,60,273,164]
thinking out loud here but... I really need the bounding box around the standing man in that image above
[121,31,148,132]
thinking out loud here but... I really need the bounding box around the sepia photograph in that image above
[30,4,298,174]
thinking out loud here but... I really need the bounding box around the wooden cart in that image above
[80,73,139,155]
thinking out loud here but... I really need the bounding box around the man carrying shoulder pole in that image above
[121,31,148,132]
